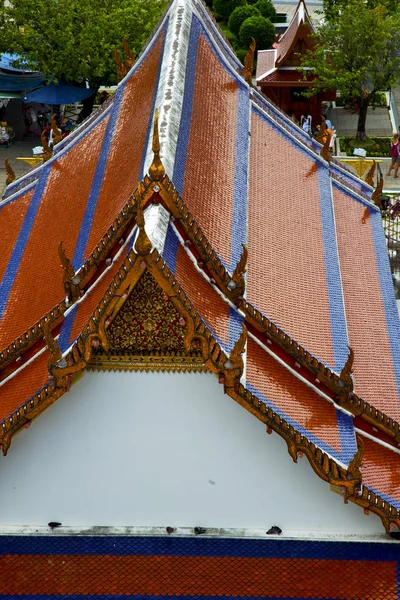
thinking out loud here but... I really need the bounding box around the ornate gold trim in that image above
[41,130,52,162]
[365,159,376,187]
[88,354,206,373]
[5,157,15,185]
[242,38,256,86]
[149,109,165,181]
[372,172,384,209]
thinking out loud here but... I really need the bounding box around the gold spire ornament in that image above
[340,346,354,390]
[123,37,135,69]
[242,38,256,86]
[149,109,165,181]
[50,114,62,147]
[134,182,152,255]
[5,157,15,185]
[315,116,326,144]
[41,130,52,162]
[58,241,75,286]
[320,129,332,163]
[114,48,127,82]
[372,172,384,209]
[365,159,376,187]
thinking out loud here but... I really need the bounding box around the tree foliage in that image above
[0,0,166,91]
[228,5,261,38]
[254,0,277,22]
[213,0,246,20]
[239,15,275,50]
[300,0,400,139]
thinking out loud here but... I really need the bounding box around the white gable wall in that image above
[0,370,382,534]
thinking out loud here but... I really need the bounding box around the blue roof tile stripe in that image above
[0,165,51,318]
[317,163,349,372]
[0,535,398,560]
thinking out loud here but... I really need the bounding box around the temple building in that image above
[256,0,335,123]
[0,0,399,597]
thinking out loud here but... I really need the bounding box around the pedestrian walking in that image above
[387,133,400,177]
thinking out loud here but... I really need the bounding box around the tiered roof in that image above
[256,0,317,86]
[1,0,400,534]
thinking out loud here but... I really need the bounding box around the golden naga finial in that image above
[242,38,256,86]
[223,324,247,388]
[315,116,326,144]
[41,130,52,162]
[149,109,165,182]
[5,157,15,185]
[42,321,63,374]
[372,171,384,209]
[230,324,247,366]
[114,48,127,82]
[340,345,354,390]
[58,241,75,286]
[365,159,376,187]
[135,182,152,255]
[228,244,247,298]
[50,114,62,147]
[320,129,332,163]
[123,36,135,69]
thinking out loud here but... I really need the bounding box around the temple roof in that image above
[256,0,316,85]
[1,0,400,532]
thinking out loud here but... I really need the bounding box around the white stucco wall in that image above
[0,370,382,533]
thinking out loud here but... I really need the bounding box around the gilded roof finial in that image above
[320,129,332,163]
[41,130,52,162]
[135,181,152,255]
[50,114,62,147]
[123,36,135,69]
[228,244,247,298]
[58,241,75,286]
[114,48,127,82]
[149,109,165,181]
[315,116,326,144]
[340,345,354,390]
[42,321,63,375]
[242,38,256,86]
[5,157,15,185]
[372,171,383,209]
[365,159,376,187]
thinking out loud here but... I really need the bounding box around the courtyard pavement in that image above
[0,137,40,199]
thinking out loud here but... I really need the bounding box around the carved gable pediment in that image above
[89,270,205,372]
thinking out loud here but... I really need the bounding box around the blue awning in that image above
[26,81,95,104]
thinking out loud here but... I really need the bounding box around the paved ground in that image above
[0,137,40,199]
[329,106,392,138]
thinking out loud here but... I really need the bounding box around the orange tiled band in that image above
[0,553,397,598]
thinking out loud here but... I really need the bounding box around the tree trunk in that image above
[78,86,99,121]
[356,98,369,140]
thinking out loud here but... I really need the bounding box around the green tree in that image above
[254,0,277,22]
[239,15,276,50]
[300,1,400,140]
[213,0,246,21]
[228,5,261,38]
[323,0,400,21]
[0,0,167,117]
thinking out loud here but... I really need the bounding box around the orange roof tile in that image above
[0,0,399,531]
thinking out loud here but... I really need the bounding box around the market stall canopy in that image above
[0,53,44,93]
[25,81,95,104]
